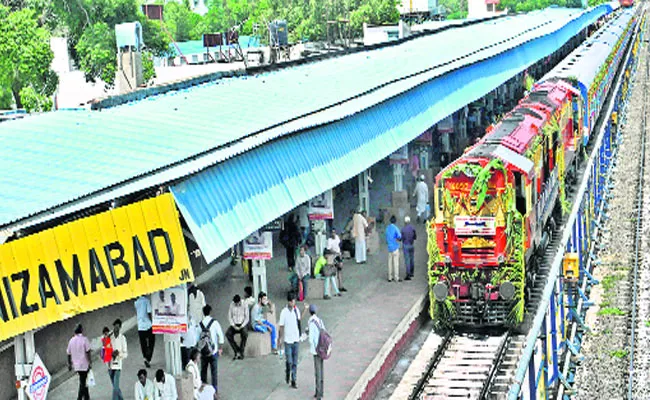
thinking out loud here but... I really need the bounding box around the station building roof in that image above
[0,4,613,245]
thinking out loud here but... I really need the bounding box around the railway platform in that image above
[48,207,430,400]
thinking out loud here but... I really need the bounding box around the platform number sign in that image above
[27,354,50,400]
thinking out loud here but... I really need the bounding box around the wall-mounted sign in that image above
[308,190,333,220]
[26,353,50,400]
[0,193,193,341]
[243,231,273,260]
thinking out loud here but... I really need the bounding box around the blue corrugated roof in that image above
[171,5,613,262]
[0,5,612,229]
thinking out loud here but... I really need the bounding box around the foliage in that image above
[597,307,625,316]
[439,0,468,20]
[610,349,628,358]
[48,0,169,88]
[469,158,507,210]
[75,22,117,86]
[142,51,156,85]
[0,5,57,110]
[497,0,583,13]
[427,222,456,329]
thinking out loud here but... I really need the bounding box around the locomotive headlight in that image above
[433,282,449,302]
[499,281,516,300]
[497,255,505,265]
[444,255,452,266]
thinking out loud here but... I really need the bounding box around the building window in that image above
[487,3,494,11]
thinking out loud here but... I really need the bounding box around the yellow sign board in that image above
[0,193,193,341]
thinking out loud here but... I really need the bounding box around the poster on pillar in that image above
[243,231,273,260]
[308,190,334,220]
[389,145,409,165]
[152,285,188,334]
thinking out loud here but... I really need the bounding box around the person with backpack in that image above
[196,305,224,396]
[278,293,309,389]
[308,304,332,400]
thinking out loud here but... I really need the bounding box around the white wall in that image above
[50,37,72,74]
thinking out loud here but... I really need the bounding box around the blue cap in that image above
[309,304,318,313]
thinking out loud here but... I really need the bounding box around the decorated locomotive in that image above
[427,9,637,327]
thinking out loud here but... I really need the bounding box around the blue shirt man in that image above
[385,215,402,282]
[385,218,402,252]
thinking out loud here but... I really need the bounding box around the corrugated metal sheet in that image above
[171,6,613,262]
[0,5,611,230]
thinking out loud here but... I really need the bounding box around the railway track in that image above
[628,22,649,400]
[410,331,512,400]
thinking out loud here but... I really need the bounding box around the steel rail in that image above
[409,331,453,399]
[479,330,512,399]
[628,11,649,399]
[507,7,644,399]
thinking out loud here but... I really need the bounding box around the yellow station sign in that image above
[0,193,194,341]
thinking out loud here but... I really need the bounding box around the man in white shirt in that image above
[134,295,155,368]
[197,305,225,394]
[109,319,128,400]
[134,369,156,400]
[352,209,369,263]
[413,175,429,222]
[278,293,309,389]
[154,369,178,400]
[326,229,347,292]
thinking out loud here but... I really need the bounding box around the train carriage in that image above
[428,9,636,328]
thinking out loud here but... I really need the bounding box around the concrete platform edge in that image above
[345,290,429,400]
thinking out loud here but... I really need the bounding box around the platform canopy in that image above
[0,5,611,252]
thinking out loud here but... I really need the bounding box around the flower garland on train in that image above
[429,159,526,327]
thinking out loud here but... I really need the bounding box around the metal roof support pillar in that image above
[14,330,35,400]
[252,259,268,300]
[164,334,182,376]
[393,164,405,192]
[358,170,370,213]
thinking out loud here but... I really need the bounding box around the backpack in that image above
[198,319,216,357]
[314,318,332,360]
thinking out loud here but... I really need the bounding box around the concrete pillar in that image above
[14,331,35,400]
[358,170,370,213]
[393,164,405,192]
[164,334,182,376]
[252,260,267,299]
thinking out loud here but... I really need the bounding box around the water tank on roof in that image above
[269,20,288,46]
[115,22,143,50]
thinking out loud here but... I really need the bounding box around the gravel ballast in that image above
[574,23,649,399]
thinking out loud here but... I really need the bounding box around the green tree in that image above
[0,5,57,111]
[50,0,169,88]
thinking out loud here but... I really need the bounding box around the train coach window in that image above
[514,172,527,215]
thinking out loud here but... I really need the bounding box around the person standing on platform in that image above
[67,324,91,400]
[295,245,312,300]
[308,305,326,400]
[352,209,369,264]
[226,294,250,360]
[401,216,417,280]
[413,175,429,223]
[134,369,155,400]
[326,229,347,292]
[385,215,402,282]
[197,305,224,395]
[134,295,155,368]
[298,203,310,243]
[188,283,206,327]
[181,314,198,368]
[278,293,309,389]
[281,214,301,270]
[109,319,128,400]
